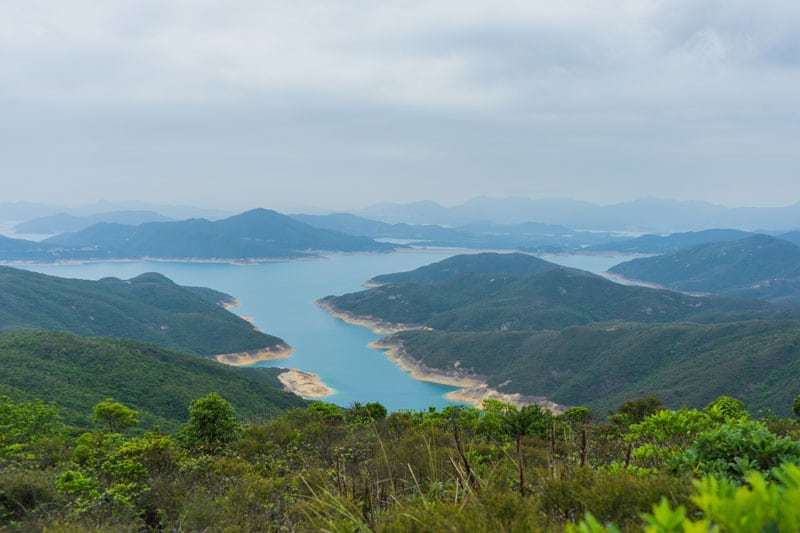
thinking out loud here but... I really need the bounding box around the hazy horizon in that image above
[3,194,800,215]
[2,1,799,210]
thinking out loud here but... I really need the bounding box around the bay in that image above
[23,251,638,411]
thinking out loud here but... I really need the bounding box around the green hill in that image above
[323,253,776,332]
[43,208,393,260]
[609,235,800,302]
[370,252,560,286]
[0,330,305,429]
[589,229,753,254]
[392,319,800,415]
[0,266,285,356]
[324,252,800,414]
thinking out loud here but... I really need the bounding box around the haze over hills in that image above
[294,212,620,252]
[589,229,755,254]
[0,266,286,356]
[0,330,305,429]
[610,235,800,303]
[357,197,800,232]
[291,212,470,241]
[0,200,231,223]
[0,208,394,262]
[14,210,173,235]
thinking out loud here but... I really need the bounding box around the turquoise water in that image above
[23,251,636,411]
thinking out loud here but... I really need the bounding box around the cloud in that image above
[0,0,799,208]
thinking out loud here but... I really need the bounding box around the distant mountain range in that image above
[589,229,756,254]
[0,200,231,224]
[291,213,470,241]
[294,212,616,251]
[14,210,173,235]
[357,197,800,232]
[610,235,800,303]
[323,252,800,414]
[0,266,286,356]
[0,209,394,262]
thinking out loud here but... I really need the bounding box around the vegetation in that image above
[325,254,779,332]
[610,235,800,302]
[393,319,800,415]
[332,253,785,330]
[0,331,305,429]
[2,391,799,531]
[42,208,394,260]
[325,253,800,415]
[0,266,285,355]
[370,252,561,285]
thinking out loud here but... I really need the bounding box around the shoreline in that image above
[316,299,424,335]
[220,297,262,330]
[370,338,560,412]
[213,344,294,366]
[277,369,334,398]
[599,271,665,289]
[318,296,560,412]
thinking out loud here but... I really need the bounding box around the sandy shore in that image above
[278,369,334,398]
[600,272,665,289]
[369,338,561,412]
[316,299,425,335]
[213,344,294,366]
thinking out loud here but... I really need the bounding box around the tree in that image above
[349,402,387,422]
[562,407,592,466]
[793,396,800,420]
[704,396,747,422]
[611,396,664,467]
[611,396,664,427]
[92,399,139,434]
[179,393,240,453]
[677,418,800,481]
[502,404,551,496]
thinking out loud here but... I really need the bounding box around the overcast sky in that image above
[1,0,799,210]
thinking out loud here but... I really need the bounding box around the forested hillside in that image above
[323,252,800,414]
[393,320,800,415]
[0,331,305,429]
[610,234,800,302]
[0,266,285,356]
[324,253,778,332]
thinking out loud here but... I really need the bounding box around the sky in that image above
[1,0,799,211]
